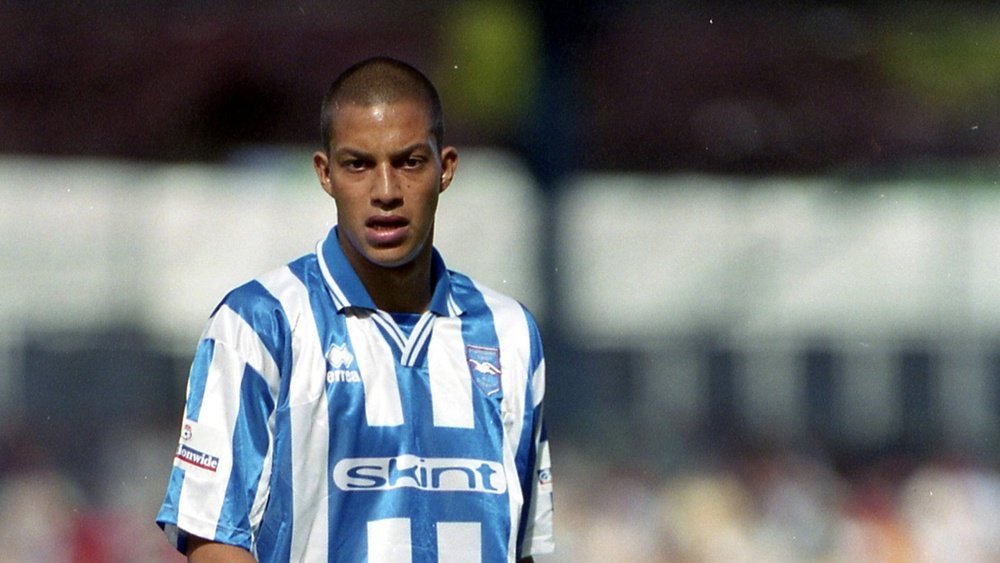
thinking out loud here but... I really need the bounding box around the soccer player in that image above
[156,57,554,563]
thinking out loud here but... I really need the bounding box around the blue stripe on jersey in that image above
[401,314,434,366]
[305,270,375,562]
[448,271,511,561]
[320,228,377,310]
[516,412,543,555]
[156,465,187,535]
[523,304,545,390]
[217,280,288,374]
[185,339,215,421]
[253,256,324,563]
[427,249,456,316]
[215,362,275,546]
[255,422,293,563]
[515,304,545,553]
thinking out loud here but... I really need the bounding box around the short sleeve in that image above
[156,303,281,554]
[519,326,555,556]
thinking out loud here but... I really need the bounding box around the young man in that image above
[156,57,554,563]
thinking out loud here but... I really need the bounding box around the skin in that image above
[187,537,255,562]
[188,100,535,562]
[312,98,458,313]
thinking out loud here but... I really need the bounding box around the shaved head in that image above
[320,57,444,153]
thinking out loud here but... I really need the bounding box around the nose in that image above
[372,162,402,208]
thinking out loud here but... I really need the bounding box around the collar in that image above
[316,226,463,317]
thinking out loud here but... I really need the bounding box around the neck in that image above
[341,238,434,314]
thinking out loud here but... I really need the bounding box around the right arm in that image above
[156,290,285,558]
[187,536,257,563]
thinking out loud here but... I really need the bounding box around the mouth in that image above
[365,215,409,245]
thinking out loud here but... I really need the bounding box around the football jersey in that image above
[156,227,554,562]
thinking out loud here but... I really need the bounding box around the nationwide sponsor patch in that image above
[175,444,220,472]
[174,419,226,473]
[467,345,502,397]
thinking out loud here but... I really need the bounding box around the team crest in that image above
[466,345,502,396]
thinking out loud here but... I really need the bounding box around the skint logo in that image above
[333,455,506,494]
[326,343,355,369]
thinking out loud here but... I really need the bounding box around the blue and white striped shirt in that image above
[157,227,554,562]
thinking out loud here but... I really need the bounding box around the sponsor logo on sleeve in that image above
[466,345,502,396]
[175,444,220,472]
[174,419,225,472]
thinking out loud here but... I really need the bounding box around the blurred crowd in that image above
[2,430,998,562]
[551,448,1000,563]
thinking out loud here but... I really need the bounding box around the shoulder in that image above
[449,270,541,334]
[206,254,318,346]
[217,254,317,311]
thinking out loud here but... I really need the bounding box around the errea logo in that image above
[326,343,354,368]
[326,343,361,384]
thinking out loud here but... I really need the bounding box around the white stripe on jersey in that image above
[201,305,281,537]
[437,522,482,563]
[202,304,281,394]
[175,340,244,540]
[402,313,435,366]
[427,316,474,429]
[316,240,349,309]
[257,267,330,561]
[367,518,413,563]
[521,430,554,555]
[371,311,406,350]
[473,281,532,561]
[346,312,405,426]
[532,359,546,409]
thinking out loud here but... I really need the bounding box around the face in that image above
[313,99,458,270]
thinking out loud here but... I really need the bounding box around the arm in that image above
[188,536,257,563]
[157,296,284,557]
[516,310,555,560]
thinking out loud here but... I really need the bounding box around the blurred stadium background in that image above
[2,2,1000,561]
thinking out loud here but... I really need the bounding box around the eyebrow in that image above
[333,142,434,161]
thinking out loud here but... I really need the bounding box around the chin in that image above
[365,248,419,269]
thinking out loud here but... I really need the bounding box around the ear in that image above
[313,151,335,198]
[439,146,459,193]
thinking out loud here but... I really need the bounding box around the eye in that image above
[342,158,367,171]
[402,156,426,169]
